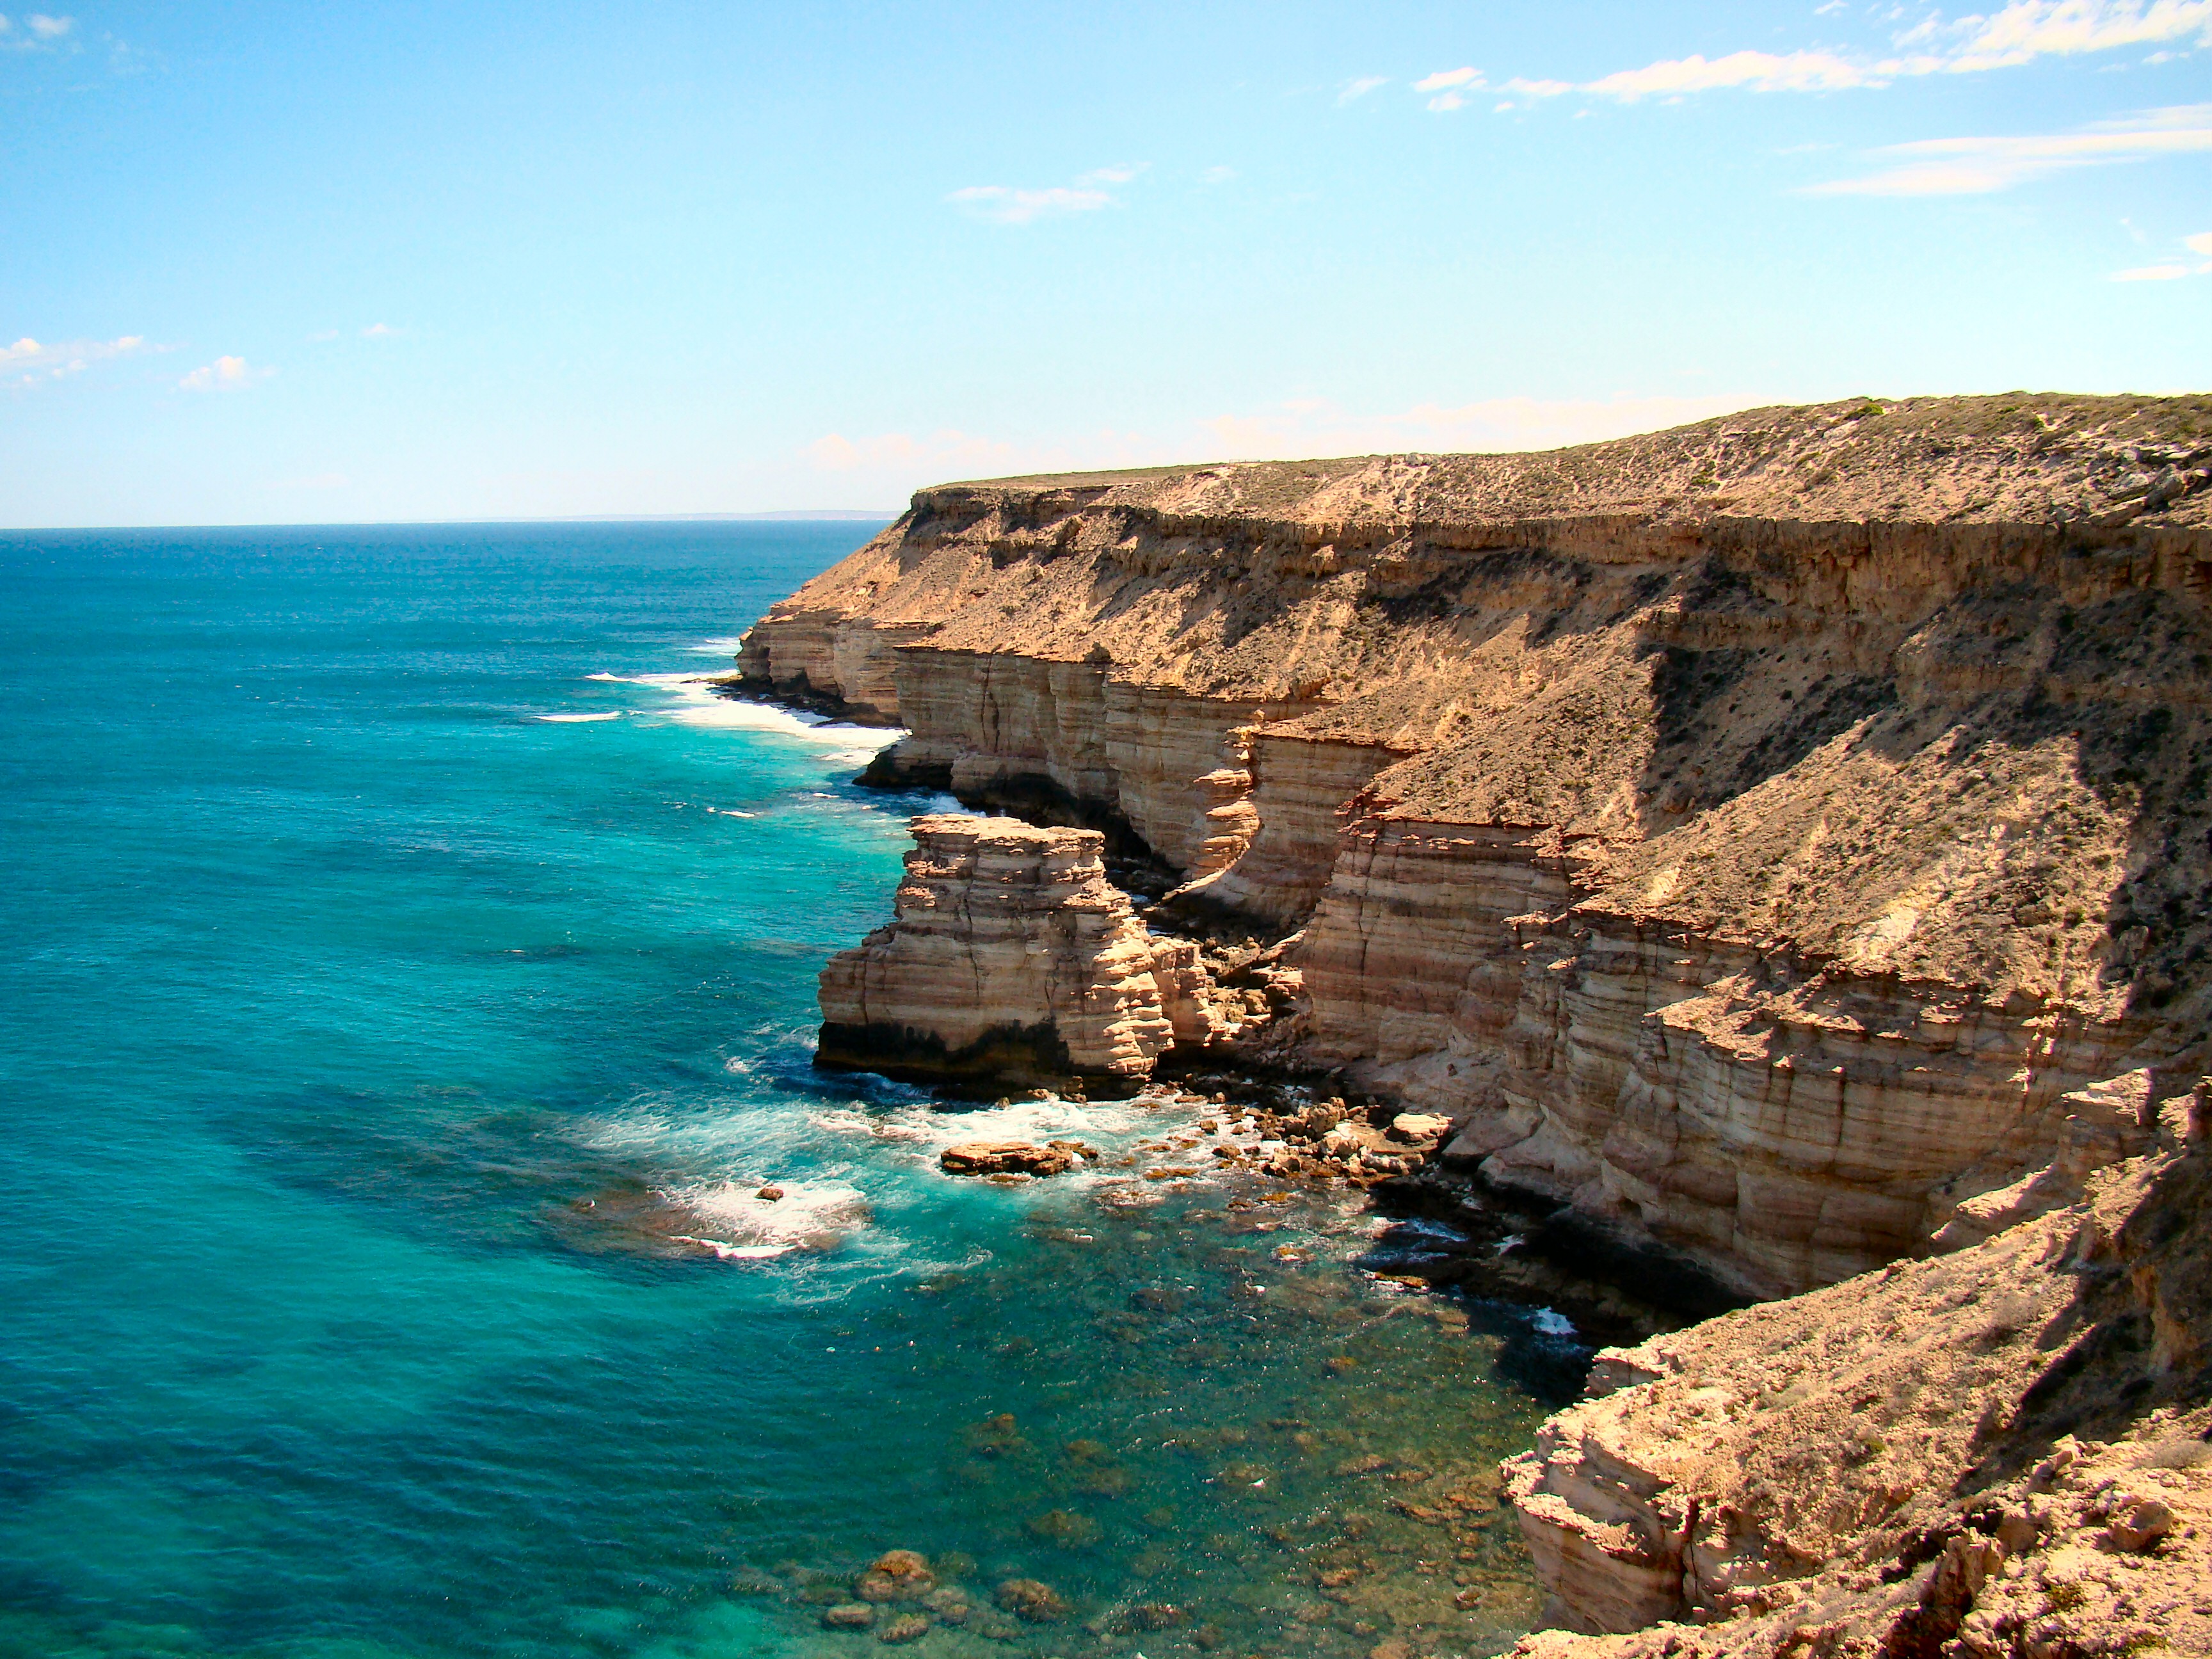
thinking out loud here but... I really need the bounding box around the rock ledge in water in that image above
[940,1140,1078,1177]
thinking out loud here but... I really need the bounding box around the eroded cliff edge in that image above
[745,393,2212,1290]
[741,394,2212,1650]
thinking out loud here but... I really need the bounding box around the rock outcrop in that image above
[938,1140,1091,1177]
[816,815,1176,1091]
[1503,1097,2211,1658]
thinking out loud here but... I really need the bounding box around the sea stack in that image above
[815,814,1175,1093]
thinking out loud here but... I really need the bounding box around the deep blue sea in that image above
[0,523,1557,1659]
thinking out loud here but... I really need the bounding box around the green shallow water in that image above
[0,523,1576,1659]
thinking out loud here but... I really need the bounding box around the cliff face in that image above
[1506,1094,2211,1658]
[751,393,2212,1658]
[748,392,2212,1302]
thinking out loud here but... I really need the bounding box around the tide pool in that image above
[0,523,1561,1659]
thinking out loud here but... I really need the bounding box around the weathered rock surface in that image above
[938,1140,1084,1177]
[996,1578,1070,1623]
[1503,1104,2211,1658]
[755,394,2212,1299]
[817,815,1176,1091]
[753,395,2212,1659]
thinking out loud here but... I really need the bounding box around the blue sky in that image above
[3,1,2209,526]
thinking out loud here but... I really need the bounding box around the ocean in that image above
[0,522,1562,1659]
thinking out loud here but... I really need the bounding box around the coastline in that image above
[728,399,2212,1656]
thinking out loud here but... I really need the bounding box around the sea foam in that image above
[589,670,902,746]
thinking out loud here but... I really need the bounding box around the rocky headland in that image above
[738,394,2212,1658]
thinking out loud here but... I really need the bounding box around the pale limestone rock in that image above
[939,1141,1079,1176]
[1147,937,1243,1048]
[856,646,1315,878]
[1172,730,1411,926]
[747,402,2212,1658]
[1295,824,2161,1295]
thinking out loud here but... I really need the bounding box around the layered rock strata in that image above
[751,394,2212,1302]
[1504,1099,2211,1657]
[748,394,2212,1659]
[816,815,1178,1091]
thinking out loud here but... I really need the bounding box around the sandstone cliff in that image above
[750,392,2212,1658]
[746,392,2212,1297]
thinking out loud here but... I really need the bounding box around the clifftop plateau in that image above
[739,393,2212,1655]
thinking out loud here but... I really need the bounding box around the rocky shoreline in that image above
[729,396,2212,1658]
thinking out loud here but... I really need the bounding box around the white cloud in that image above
[179,355,272,392]
[1338,75,1388,102]
[1927,0,2212,71]
[3,333,148,389]
[1199,392,1754,460]
[1462,0,2212,109]
[2108,225,2212,276]
[1413,66,1486,108]
[947,166,1139,224]
[947,184,1110,223]
[307,328,341,342]
[0,11,76,51]
[1806,102,2212,193]
[362,322,399,337]
[1201,164,1237,184]
[1581,48,1879,98]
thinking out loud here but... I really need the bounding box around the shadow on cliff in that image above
[1955,1129,2211,1497]
[1633,565,2212,1035]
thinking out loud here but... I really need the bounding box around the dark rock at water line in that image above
[542,1180,726,1260]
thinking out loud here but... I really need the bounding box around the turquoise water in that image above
[0,524,1559,1659]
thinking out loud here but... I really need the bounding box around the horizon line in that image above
[0,509,904,533]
